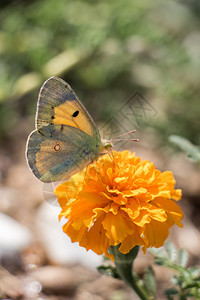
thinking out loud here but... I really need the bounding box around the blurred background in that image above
[0,0,200,299]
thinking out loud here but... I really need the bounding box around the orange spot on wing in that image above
[53,101,94,136]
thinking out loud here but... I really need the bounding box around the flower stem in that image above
[109,245,151,300]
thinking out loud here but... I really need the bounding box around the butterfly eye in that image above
[54,143,61,152]
[72,110,79,117]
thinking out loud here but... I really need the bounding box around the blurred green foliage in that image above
[169,135,200,167]
[0,0,200,144]
[149,241,200,300]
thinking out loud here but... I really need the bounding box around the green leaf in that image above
[178,248,188,267]
[148,247,167,258]
[154,257,166,266]
[144,266,156,296]
[182,280,200,289]
[189,267,200,278]
[165,240,177,262]
[169,135,200,166]
[171,275,179,286]
[165,287,179,296]
[181,268,192,280]
[97,265,120,279]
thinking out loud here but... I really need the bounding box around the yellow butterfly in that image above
[26,76,113,183]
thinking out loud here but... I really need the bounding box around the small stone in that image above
[29,266,76,296]
[78,275,129,300]
[0,213,32,251]
[0,212,32,272]
[0,266,23,299]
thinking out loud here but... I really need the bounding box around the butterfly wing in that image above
[26,76,103,182]
[36,76,100,139]
[26,124,101,182]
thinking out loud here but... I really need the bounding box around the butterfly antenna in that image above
[112,138,139,142]
[111,130,136,141]
[111,130,139,142]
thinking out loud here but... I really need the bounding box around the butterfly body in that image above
[26,77,112,183]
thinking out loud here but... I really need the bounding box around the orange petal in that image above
[119,225,146,253]
[143,219,170,249]
[122,198,140,220]
[172,189,182,201]
[133,210,151,227]
[146,205,167,222]
[153,197,183,227]
[102,212,134,244]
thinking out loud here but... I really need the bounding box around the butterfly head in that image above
[101,139,113,153]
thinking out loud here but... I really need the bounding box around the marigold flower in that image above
[55,150,183,260]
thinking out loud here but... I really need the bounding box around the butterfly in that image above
[26,76,138,183]
[26,76,113,182]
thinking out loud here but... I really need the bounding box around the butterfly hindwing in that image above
[36,76,100,139]
[26,124,101,182]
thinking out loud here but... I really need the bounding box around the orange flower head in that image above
[55,150,183,260]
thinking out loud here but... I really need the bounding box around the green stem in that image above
[109,245,151,300]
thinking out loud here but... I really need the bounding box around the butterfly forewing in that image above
[36,76,100,139]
